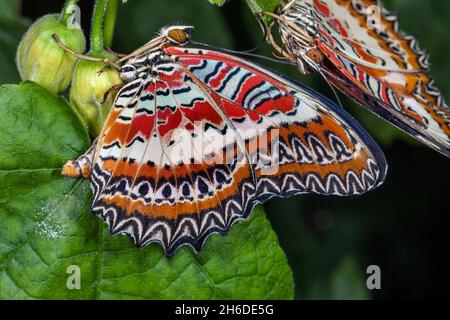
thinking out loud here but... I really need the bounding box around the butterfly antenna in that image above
[190,13,266,55]
[231,13,268,54]
[317,68,344,108]
[191,38,296,66]
[190,12,296,65]
[247,13,268,52]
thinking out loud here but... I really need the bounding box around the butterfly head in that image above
[118,25,195,82]
[119,64,138,82]
[160,25,195,46]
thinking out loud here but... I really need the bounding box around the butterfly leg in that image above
[52,34,120,71]
[101,84,123,104]
[62,139,97,179]
[104,47,127,58]
[281,0,297,11]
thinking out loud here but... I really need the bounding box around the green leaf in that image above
[208,0,227,6]
[0,82,293,299]
[244,0,281,25]
[244,0,281,13]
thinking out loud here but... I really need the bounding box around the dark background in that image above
[4,0,449,299]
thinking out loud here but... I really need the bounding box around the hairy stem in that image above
[60,0,80,26]
[103,0,119,49]
[90,0,108,56]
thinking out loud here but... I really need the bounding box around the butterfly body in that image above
[277,1,320,74]
[63,25,386,255]
[271,0,450,157]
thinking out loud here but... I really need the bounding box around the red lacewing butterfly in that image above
[62,25,387,255]
[266,0,450,157]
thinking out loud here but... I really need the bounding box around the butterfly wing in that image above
[90,46,387,255]
[319,47,450,156]
[309,0,427,72]
[282,0,450,157]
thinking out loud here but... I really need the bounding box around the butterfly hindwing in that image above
[83,46,386,255]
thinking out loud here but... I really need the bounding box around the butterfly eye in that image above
[163,26,194,45]
[167,29,189,45]
[120,64,138,81]
[306,48,324,64]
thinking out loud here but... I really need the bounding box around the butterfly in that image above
[62,25,387,256]
[264,0,450,157]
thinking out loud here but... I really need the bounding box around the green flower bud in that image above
[16,14,86,94]
[70,59,122,136]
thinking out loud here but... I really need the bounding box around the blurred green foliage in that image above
[0,0,28,83]
[0,0,449,300]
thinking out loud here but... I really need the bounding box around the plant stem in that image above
[90,0,108,56]
[60,0,79,26]
[103,0,119,49]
